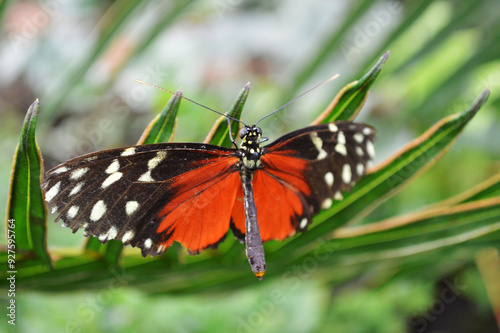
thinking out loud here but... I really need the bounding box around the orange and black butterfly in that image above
[42,85,375,280]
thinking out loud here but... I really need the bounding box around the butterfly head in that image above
[239,125,263,170]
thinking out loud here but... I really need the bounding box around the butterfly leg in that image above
[239,170,266,280]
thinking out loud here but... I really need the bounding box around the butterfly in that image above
[42,86,376,280]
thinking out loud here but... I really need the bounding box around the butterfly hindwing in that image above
[42,143,240,256]
[230,121,375,242]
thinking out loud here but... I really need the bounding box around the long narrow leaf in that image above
[6,100,51,267]
[138,89,182,144]
[7,196,499,291]
[431,173,500,208]
[271,89,490,258]
[204,83,249,147]
[313,197,500,265]
[312,51,389,123]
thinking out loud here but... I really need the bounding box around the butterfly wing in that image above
[42,143,241,256]
[230,121,375,242]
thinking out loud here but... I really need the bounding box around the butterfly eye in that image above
[256,127,262,135]
[239,127,248,138]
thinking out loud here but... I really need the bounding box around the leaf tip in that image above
[244,82,251,90]
[466,88,490,118]
[29,98,40,113]
[381,50,390,63]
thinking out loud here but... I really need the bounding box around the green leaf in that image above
[272,89,490,258]
[432,173,500,208]
[137,89,182,144]
[0,0,11,24]
[204,82,249,147]
[312,51,389,123]
[313,197,500,265]
[6,100,52,268]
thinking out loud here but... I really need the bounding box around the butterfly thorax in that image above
[238,125,263,171]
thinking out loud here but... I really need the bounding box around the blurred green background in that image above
[1,0,499,332]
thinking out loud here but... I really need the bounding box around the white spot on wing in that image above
[337,131,346,144]
[357,163,365,176]
[148,151,167,169]
[310,132,327,160]
[144,238,153,249]
[99,226,118,242]
[324,172,334,187]
[353,133,364,143]
[317,149,327,160]
[122,230,134,243]
[335,143,347,156]
[90,200,107,221]
[67,206,79,219]
[362,127,373,135]
[321,198,333,210]
[138,151,167,182]
[125,201,139,216]
[334,191,343,200]
[121,147,136,156]
[70,167,89,180]
[101,172,123,188]
[105,159,120,174]
[45,181,61,202]
[52,166,69,174]
[51,206,58,214]
[69,182,84,196]
[342,164,352,184]
[366,141,375,159]
[138,170,154,182]
[328,123,338,132]
[355,146,364,156]
[300,218,308,229]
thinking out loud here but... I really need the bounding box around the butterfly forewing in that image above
[42,143,240,256]
[230,121,375,242]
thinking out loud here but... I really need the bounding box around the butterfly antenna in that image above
[255,74,340,125]
[136,80,246,126]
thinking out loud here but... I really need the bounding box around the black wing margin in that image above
[261,121,376,231]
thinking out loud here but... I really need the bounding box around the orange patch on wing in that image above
[261,153,311,196]
[232,152,311,242]
[157,157,240,253]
